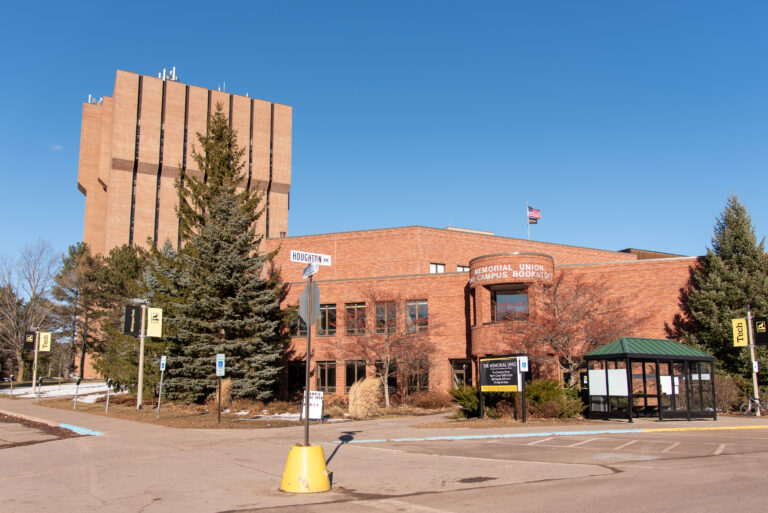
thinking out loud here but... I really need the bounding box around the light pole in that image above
[131,298,148,410]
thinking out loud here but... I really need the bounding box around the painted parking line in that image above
[527,437,554,446]
[327,425,768,445]
[568,437,599,448]
[714,444,726,455]
[614,439,638,450]
[661,442,681,453]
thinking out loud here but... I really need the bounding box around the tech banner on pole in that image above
[754,317,768,346]
[479,356,521,392]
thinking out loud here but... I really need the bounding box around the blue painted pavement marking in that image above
[59,424,102,436]
[328,428,644,445]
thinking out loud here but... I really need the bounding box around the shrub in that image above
[349,377,382,419]
[449,386,479,418]
[525,379,584,419]
[409,391,453,409]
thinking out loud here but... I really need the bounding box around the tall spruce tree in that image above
[158,103,285,403]
[669,196,768,375]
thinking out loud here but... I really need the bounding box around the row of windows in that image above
[293,300,428,337]
[430,263,470,273]
[288,358,473,395]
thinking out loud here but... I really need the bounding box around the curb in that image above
[0,408,102,437]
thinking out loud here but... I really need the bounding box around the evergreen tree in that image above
[155,103,285,403]
[669,196,768,375]
[51,242,100,378]
[90,244,153,389]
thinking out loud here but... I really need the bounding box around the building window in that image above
[407,364,430,394]
[406,300,428,332]
[286,360,305,398]
[375,360,398,395]
[291,316,307,337]
[345,302,366,335]
[375,301,396,334]
[317,304,336,336]
[345,360,366,393]
[457,265,470,273]
[316,361,336,394]
[429,263,445,274]
[491,288,529,321]
[451,359,473,388]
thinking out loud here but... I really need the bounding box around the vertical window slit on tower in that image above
[178,85,189,249]
[154,80,167,246]
[247,99,253,191]
[266,103,274,238]
[229,95,234,128]
[128,76,143,247]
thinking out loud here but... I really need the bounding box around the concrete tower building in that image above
[77,69,292,254]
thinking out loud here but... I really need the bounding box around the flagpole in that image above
[526,202,530,240]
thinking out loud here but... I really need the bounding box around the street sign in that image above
[38,332,52,352]
[732,318,748,347]
[290,250,331,267]
[123,306,143,337]
[754,317,768,346]
[24,332,35,352]
[299,281,320,325]
[147,308,163,338]
[303,263,319,279]
[479,356,520,392]
[160,355,167,371]
[519,356,529,373]
[216,354,225,377]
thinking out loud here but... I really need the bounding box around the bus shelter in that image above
[584,338,716,422]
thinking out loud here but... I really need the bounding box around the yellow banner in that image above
[732,318,748,347]
[146,308,163,338]
[38,332,52,352]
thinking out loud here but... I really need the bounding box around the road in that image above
[1,398,767,513]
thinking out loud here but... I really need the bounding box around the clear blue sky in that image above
[1,1,766,261]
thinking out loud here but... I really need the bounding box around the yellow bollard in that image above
[280,445,331,493]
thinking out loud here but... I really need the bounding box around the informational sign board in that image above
[146,308,163,338]
[160,355,167,371]
[299,390,324,420]
[24,332,36,352]
[290,250,332,267]
[299,281,320,325]
[732,318,748,347]
[754,317,768,347]
[37,332,52,352]
[479,356,520,392]
[215,354,225,377]
[123,306,143,337]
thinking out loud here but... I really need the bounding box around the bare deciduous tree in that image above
[0,241,59,381]
[336,287,435,407]
[505,271,652,385]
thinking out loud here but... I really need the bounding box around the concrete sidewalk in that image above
[2,397,768,513]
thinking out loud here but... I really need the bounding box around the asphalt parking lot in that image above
[2,397,768,513]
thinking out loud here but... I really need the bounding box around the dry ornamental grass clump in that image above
[348,377,382,419]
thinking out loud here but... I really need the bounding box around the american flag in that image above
[527,205,542,220]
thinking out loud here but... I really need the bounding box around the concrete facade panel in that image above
[111,70,139,162]
[271,104,292,185]
[137,75,162,166]
[163,80,186,171]
[185,85,208,178]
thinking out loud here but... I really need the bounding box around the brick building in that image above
[263,226,697,396]
[77,69,292,254]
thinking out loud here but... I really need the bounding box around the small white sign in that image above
[300,390,324,420]
[754,361,760,373]
[518,356,529,373]
[160,355,167,371]
[303,263,319,279]
[290,250,332,266]
[216,354,226,377]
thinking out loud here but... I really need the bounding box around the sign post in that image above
[280,250,332,494]
[216,354,225,425]
[734,310,761,417]
[105,379,113,413]
[156,356,166,419]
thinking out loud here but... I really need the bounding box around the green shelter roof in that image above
[585,337,715,361]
